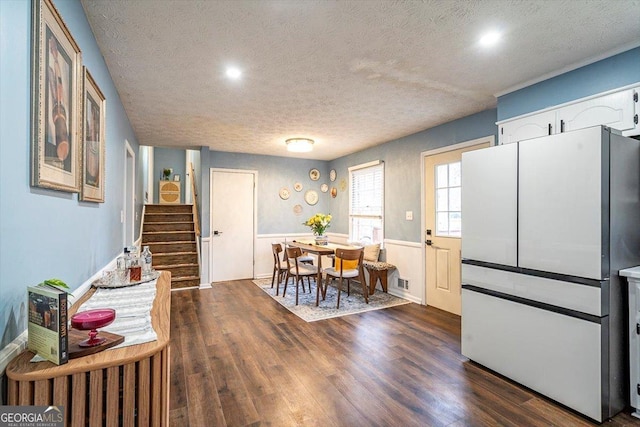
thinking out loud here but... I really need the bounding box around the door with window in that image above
[424,141,490,314]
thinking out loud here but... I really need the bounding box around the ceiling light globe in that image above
[286,138,314,153]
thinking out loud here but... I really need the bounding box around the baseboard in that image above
[199,282,212,289]
[0,256,118,375]
[388,289,421,304]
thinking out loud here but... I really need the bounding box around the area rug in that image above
[252,277,411,322]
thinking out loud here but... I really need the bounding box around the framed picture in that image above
[80,67,105,202]
[31,0,82,193]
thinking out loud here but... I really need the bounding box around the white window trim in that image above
[348,160,385,245]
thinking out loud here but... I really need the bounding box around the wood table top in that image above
[6,271,171,381]
[286,240,360,255]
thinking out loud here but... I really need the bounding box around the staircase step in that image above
[144,213,193,223]
[155,264,200,278]
[154,252,198,265]
[146,241,196,254]
[143,222,195,232]
[142,203,200,290]
[170,276,201,289]
[145,204,193,214]
[142,231,195,242]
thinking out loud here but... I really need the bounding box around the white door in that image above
[211,169,255,281]
[424,141,490,315]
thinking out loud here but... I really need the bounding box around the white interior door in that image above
[210,169,255,281]
[424,140,490,315]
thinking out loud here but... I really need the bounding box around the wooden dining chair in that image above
[323,248,368,309]
[271,243,288,295]
[284,247,318,305]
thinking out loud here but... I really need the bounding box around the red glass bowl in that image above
[71,309,116,347]
[71,308,116,330]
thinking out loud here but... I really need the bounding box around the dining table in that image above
[285,240,361,306]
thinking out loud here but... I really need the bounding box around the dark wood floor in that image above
[169,280,640,427]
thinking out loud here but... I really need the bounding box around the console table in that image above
[6,272,171,427]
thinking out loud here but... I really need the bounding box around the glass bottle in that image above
[141,246,153,275]
[116,247,130,271]
[128,250,142,282]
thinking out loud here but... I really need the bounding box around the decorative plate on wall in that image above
[294,182,303,192]
[279,187,290,200]
[293,204,303,215]
[304,189,319,205]
[309,168,320,181]
[329,169,336,182]
[331,187,337,198]
[320,183,329,193]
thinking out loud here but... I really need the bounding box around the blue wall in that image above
[201,151,330,236]
[154,147,186,203]
[498,47,640,121]
[329,109,498,243]
[192,109,497,243]
[0,0,140,347]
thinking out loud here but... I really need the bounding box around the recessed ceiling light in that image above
[479,31,501,47]
[225,67,242,80]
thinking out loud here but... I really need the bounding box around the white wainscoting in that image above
[383,239,423,304]
[255,233,318,278]
[255,233,424,305]
[200,236,211,288]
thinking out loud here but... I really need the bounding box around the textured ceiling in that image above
[81,0,640,160]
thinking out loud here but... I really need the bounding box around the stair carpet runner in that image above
[142,204,200,289]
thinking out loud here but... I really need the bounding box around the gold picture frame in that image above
[31,0,82,193]
[80,67,106,202]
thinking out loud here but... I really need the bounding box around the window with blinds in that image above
[349,161,384,244]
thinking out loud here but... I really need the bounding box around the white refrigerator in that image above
[461,125,640,422]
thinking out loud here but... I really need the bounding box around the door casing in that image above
[420,136,495,308]
[209,168,257,281]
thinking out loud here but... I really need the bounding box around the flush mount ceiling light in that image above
[479,30,502,47]
[286,138,314,152]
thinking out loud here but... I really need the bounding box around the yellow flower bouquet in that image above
[304,213,332,236]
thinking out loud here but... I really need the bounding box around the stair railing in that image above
[189,162,202,285]
[189,162,201,238]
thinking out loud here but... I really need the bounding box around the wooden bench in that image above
[363,260,396,295]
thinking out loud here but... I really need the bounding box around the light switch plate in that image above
[406,211,413,220]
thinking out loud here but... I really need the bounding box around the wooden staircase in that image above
[142,204,200,289]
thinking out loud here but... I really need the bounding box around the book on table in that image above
[27,284,68,365]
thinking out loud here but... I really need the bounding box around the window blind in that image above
[350,165,383,217]
[349,161,384,244]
